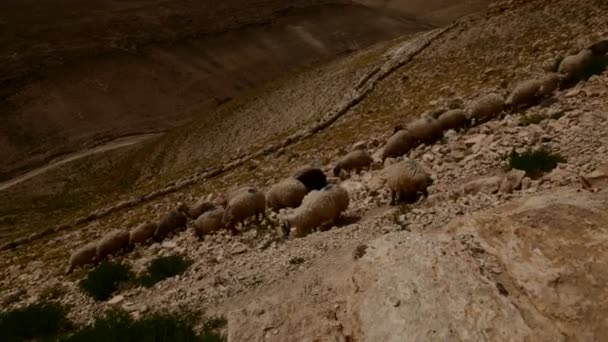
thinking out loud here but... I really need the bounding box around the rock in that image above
[462,175,504,195]
[581,164,608,191]
[108,295,125,305]
[499,169,526,193]
[161,241,178,249]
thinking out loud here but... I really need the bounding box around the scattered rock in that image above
[499,169,526,193]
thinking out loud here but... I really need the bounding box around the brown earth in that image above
[1,1,431,182]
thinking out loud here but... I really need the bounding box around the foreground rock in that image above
[227,187,608,340]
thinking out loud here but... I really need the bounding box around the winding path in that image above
[0,133,162,191]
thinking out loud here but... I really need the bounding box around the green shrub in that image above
[79,262,133,301]
[507,148,566,178]
[62,309,225,342]
[0,301,69,341]
[138,255,192,288]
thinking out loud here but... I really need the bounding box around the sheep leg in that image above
[227,224,240,235]
[390,191,396,206]
[421,188,429,199]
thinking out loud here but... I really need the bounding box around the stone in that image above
[462,175,504,195]
[581,164,608,191]
[108,295,125,305]
[499,169,526,193]
[161,241,178,249]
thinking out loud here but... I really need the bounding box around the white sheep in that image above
[333,150,374,177]
[384,159,433,205]
[96,230,130,260]
[193,207,226,239]
[538,72,561,98]
[66,242,97,274]
[280,183,349,238]
[382,129,415,161]
[223,187,266,234]
[506,79,542,109]
[154,208,187,241]
[558,49,594,81]
[436,109,468,131]
[266,178,308,212]
[129,222,158,245]
[467,93,505,124]
[406,115,443,144]
[292,166,327,192]
[178,198,215,219]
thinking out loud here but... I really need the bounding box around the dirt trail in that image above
[0,133,162,191]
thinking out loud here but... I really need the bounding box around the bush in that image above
[138,255,192,288]
[62,309,226,342]
[507,148,566,178]
[79,262,133,301]
[0,301,69,341]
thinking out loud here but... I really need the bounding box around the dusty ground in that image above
[0,0,608,340]
[2,0,608,339]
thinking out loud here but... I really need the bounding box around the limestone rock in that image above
[462,175,504,195]
[499,169,526,193]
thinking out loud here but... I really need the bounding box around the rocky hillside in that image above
[1,0,432,183]
[1,0,608,340]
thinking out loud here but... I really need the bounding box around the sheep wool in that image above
[382,130,415,161]
[96,230,130,260]
[193,207,225,239]
[385,159,433,205]
[558,49,594,80]
[467,93,505,123]
[406,115,443,144]
[281,183,349,238]
[333,150,374,177]
[266,178,308,212]
[223,188,266,234]
[436,109,468,131]
[506,79,542,108]
[129,222,158,245]
[292,166,327,192]
[538,73,561,98]
[179,199,215,219]
[155,209,187,241]
[66,242,97,274]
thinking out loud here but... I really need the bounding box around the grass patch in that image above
[138,255,192,288]
[518,113,545,126]
[0,301,70,341]
[79,262,133,301]
[61,309,226,342]
[507,148,566,178]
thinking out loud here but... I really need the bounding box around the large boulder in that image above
[226,187,608,341]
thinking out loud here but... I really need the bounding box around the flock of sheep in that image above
[66,38,608,275]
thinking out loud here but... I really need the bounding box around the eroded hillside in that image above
[1,0,608,340]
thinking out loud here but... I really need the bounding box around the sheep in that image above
[384,159,433,205]
[333,150,374,177]
[406,115,443,145]
[558,49,594,81]
[220,185,256,206]
[292,166,327,192]
[129,222,158,245]
[193,207,226,239]
[280,183,349,238]
[538,72,561,98]
[223,187,266,234]
[467,93,505,124]
[154,208,187,241]
[506,79,542,109]
[266,178,308,212]
[589,39,608,56]
[96,230,130,260]
[381,129,415,161]
[178,198,215,219]
[66,242,97,274]
[283,184,349,237]
[436,109,468,131]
